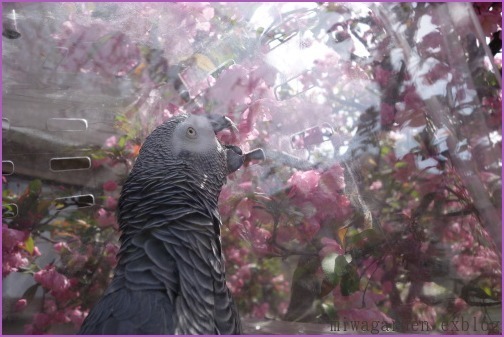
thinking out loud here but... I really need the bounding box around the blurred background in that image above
[2,2,501,334]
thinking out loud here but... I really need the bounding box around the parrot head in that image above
[118,113,264,232]
[136,113,262,176]
[130,114,259,199]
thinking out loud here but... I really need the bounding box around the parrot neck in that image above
[117,164,223,234]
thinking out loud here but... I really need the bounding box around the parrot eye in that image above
[186,127,197,139]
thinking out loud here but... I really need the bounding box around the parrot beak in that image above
[226,146,265,174]
[209,115,264,174]
[207,114,239,133]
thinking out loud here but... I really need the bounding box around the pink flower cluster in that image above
[34,265,75,300]
[473,2,502,37]
[56,22,140,77]
[287,165,351,240]
[2,224,30,277]
[24,303,86,334]
[15,263,87,332]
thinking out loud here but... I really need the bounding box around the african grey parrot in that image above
[79,114,260,334]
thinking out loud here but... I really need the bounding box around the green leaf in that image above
[380,146,391,156]
[23,236,35,255]
[118,135,127,148]
[394,161,407,169]
[28,179,42,195]
[3,188,15,200]
[482,286,493,297]
[321,302,336,318]
[346,229,381,247]
[91,151,106,160]
[322,253,340,286]
[340,264,360,296]
[334,254,350,277]
[322,253,354,287]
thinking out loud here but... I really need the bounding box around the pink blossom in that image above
[33,312,52,330]
[452,298,468,313]
[299,217,320,241]
[412,297,437,326]
[288,170,320,199]
[34,266,70,293]
[236,198,254,219]
[227,275,242,294]
[93,32,140,77]
[56,21,103,72]
[319,164,346,192]
[227,248,242,264]
[56,22,139,77]
[243,220,271,256]
[380,102,395,126]
[3,251,29,277]
[374,66,391,88]
[207,65,250,106]
[66,307,86,328]
[235,264,253,281]
[96,208,117,229]
[238,181,253,193]
[104,136,118,148]
[252,302,270,318]
[423,62,451,84]
[311,188,351,222]
[24,324,39,335]
[249,205,273,227]
[382,281,393,293]
[320,237,344,258]
[103,180,118,192]
[237,103,269,141]
[393,154,417,182]
[218,186,234,216]
[417,32,444,58]
[104,196,118,210]
[288,165,350,226]
[2,224,28,252]
[272,274,290,293]
[370,180,383,190]
[91,156,114,169]
[53,310,71,324]
[226,263,252,294]
[53,242,70,253]
[44,299,57,314]
[104,243,119,266]
[14,298,28,312]
[105,242,119,256]
[274,226,296,247]
[69,253,88,269]
[32,246,42,257]
[452,250,499,279]
[277,301,289,315]
[493,52,502,68]
[474,2,502,37]
[402,85,423,110]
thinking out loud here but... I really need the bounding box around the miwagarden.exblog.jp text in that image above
[330,317,502,334]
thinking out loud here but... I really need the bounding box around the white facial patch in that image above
[172,115,219,156]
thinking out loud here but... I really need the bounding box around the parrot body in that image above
[79,114,243,334]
